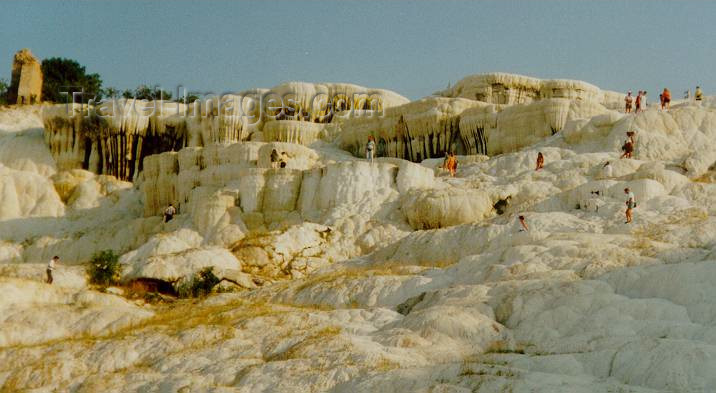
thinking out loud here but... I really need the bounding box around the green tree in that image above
[132,84,172,101]
[102,86,119,99]
[0,78,8,104]
[40,57,103,103]
[184,93,200,104]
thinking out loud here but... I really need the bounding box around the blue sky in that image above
[2,1,714,99]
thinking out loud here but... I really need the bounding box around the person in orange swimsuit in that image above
[444,152,458,177]
[661,88,671,110]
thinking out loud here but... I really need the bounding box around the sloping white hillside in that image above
[1,76,716,392]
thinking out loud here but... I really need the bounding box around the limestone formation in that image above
[437,72,623,108]
[41,82,408,180]
[459,98,609,155]
[339,97,488,161]
[3,75,716,392]
[8,49,43,105]
[339,74,625,162]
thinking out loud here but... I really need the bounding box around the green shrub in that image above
[0,78,8,105]
[176,267,221,298]
[87,250,122,287]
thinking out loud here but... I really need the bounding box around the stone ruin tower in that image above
[8,49,43,105]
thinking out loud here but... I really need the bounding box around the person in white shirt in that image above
[47,256,59,284]
[641,91,648,109]
[366,136,376,163]
[164,203,176,223]
[602,161,613,178]
[624,187,636,224]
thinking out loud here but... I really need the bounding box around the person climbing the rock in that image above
[661,88,671,110]
[366,136,376,163]
[535,152,544,171]
[603,161,613,178]
[635,91,642,113]
[270,149,280,168]
[695,86,703,105]
[517,215,529,232]
[46,256,59,284]
[164,203,176,223]
[280,151,289,168]
[620,132,635,159]
[625,91,633,113]
[624,187,636,224]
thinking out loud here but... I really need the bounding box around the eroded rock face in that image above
[339,97,487,162]
[436,72,623,108]
[340,74,622,162]
[141,144,431,221]
[40,82,408,181]
[459,98,609,155]
[402,188,493,229]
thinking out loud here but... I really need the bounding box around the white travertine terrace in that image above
[41,83,408,180]
[262,120,337,145]
[340,74,626,161]
[339,97,489,161]
[459,98,609,155]
[437,72,623,108]
[3,74,716,392]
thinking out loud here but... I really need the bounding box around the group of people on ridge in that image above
[624,90,648,113]
[626,86,704,113]
[624,86,704,113]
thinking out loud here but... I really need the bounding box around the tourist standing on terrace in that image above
[535,152,544,171]
[444,152,458,177]
[517,215,529,232]
[46,256,59,284]
[164,203,176,223]
[621,132,635,159]
[366,136,376,163]
[625,188,636,224]
[625,91,633,113]
[602,161,613,178]
[695,86,703,105]
[661,88,671,110]
[635,91,643,113]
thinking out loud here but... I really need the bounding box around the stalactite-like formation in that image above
[41,83,409,181]
[262,120,334,145]
[340,74,620,161]
[458,98,608,155]
[339,97,486,162]
[42,100,191,181]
